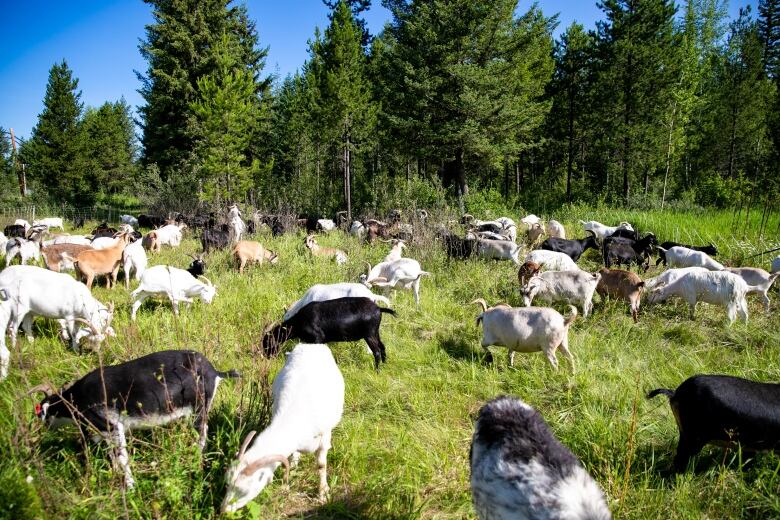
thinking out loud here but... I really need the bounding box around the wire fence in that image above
[0,205,134,227]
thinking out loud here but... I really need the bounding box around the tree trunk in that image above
[661,101,677,209]
[455,146,468,200]
[344,136,352,224]
[566,85,575,202]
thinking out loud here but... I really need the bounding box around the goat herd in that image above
[1,206,780,518]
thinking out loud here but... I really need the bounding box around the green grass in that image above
[1,209,780,519]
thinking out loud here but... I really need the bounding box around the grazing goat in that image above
[186,253,207,278]
[137,214,166,228]
[350,220,366,239]
[360,258,430,306]
[520,214,542,229]
[656,241,718,266]
[31,350,238,488]
[130,265,216,320]
[4,224,26,238]
[471,396,612,520]
[525,223,545,245]
[474,238,522,265]
[41,243,93,273]
[261,297,395,370]
[524,250,580,272]
[521,270,601,318]
[648,375,780,472]
[305,235,347,265]
[33,217,64,231]
[284,283,391,321]
[596,268,644,322]
[724,267,780,312]
[120,214,139,227]
[472,299,578,373]
[221,343,343,512]
[540,234,599,262]
[577,220,633,242]
[646,270,750,324]
[602,233,657,271]
[232,240,278,273]
[0,265,114,378]
[122,239,147,289]
[517,261,542,287]
[441,232,476,260]
[52,234,92,246]
[5,237,41,266]
[660,246,724,271]
[546,219,566,239]
[72,232,131,289]
[644,266,708,291]
[90,236,120,250]
[201,228,232,253]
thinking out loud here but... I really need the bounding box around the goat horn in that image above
[240,454,290,481]
[238,430,257,458]
[198,275,213,287]
[262,320,281,336]
[73,317,100,336]
[27,382,56,396]
[469,298,489,313]
[364,262,372,276]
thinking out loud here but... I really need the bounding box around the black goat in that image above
[656,241,718,266]
[608,227,640,240]
[137,214,166,229]
[648,375,780,472]
[201,228,231,253]
[441,232,476,260]
[603,233,658,271]
[72,216,85,229]
[30,350,239,488]
[261,297,396,370]
[3,224,26,238]
[540,234,599,262]
[186,253,207,277]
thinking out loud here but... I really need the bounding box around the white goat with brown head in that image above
[305,235,347,265]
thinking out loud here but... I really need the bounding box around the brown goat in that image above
[517,261,542,287]
[41,244,94,273]
[596,267,645,323]
[73,233,132,289]
[304,235,347,265]
[232,240,278,273]
[142,231,160,253]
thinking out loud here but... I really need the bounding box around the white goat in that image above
[646,270,751,325]
[644,266,708,291]
[360,258,430,305]
[229,215,245,243]
[52,234,92,246]
[14,219,31,233]
[660,246,724,271]
[6,237,40,266]
[130,265,216,320]
[120,214,139,227]
[725,267,780,312]
[473,299,578,372]
[520,214,542,229]
[524,250,580,272]
[474,238,522,265]
[350,221,366,239]
[33,217,64,231]
[284,283,391,321]
[90,236,119,250]
[382,239,406,263]
[0,232,8,257]
[577,220,633,241]
[221,343,344,513]
[470,396,612,520]
[0,265,115,379]
[317,219,337,232]
[152,223,184,248]
[122,239,148,289]
[521,270,601,318]
[546,219,566,239]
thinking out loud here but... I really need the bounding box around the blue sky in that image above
[0,0,756,141]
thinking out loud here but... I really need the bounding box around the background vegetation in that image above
[1,0,779,225]
[0,208,779,519]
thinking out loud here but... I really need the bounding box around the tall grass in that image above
[0,208,779,519]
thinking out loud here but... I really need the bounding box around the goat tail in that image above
[647,388,675,400]
[380,308,397,317]
[470,298,488,313]
[564,305,578,328]
[416,271,431,280]
[218,369,241,379]
[372,295,391,306]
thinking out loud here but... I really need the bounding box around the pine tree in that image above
[82,99,138,195]
[759,0,780,78]
[24,60,90,204]
[190,33,260,202]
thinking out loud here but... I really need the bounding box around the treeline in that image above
[2,0,778,219]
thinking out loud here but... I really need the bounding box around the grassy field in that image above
[1,208,780,519]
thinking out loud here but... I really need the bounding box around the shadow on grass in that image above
[437,328,481,362]
[296,491,421,520]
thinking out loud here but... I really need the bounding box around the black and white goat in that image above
[30,350,239,488]
[648,375,780,471]
[470,396,612,520]
[261,297,395,370]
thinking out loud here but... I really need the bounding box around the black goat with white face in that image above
[470,396,611,520]
[31,350,239,489]
[648,374,780,472]
[261,297,395,370]
[186,253,207,277]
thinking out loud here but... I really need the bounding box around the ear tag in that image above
[35,404,42,416]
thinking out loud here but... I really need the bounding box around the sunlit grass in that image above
[0,208,779,519]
